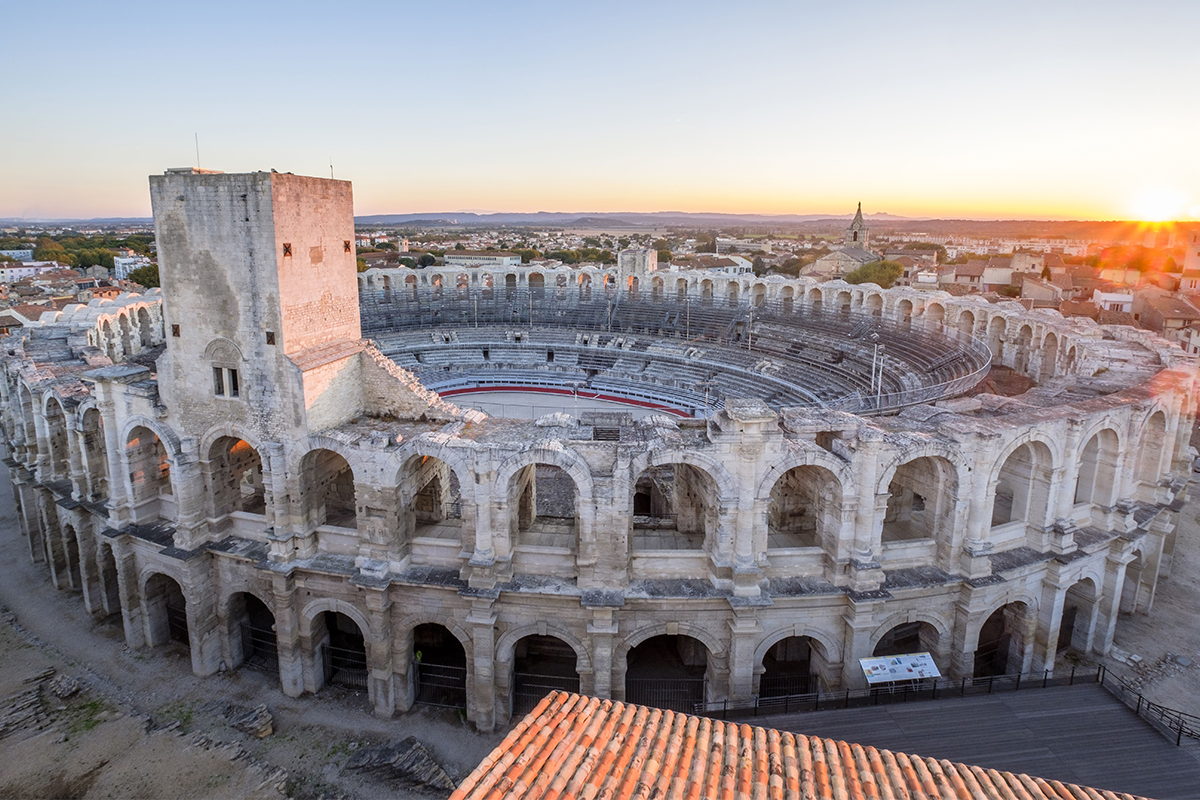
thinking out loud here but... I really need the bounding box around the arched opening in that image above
[675,278,688,301]
[604,274,617,298]
[529,272,545,299]
[404,455,463,541]
[760,636,828,697]
[301,449,356,530]
[118,313,133,354]
[974,602,1031,677]
[1057,578,1098,655]
[836,290,852,320]
[897,299,913,331]
[318,611,367,691]
[511,463,577,551]
[627,275,639,299]
[126,426,172,523]
[752,284,766,308]
[456,272,470,297]
[512,635,580,716]
[1063,345,1077,375]
[882,456,956,549]
[874,622,940,663]
[782,286,794,314]
[382,274,394,304]
[1073,429,1119,507]
[413,623,467,709]
[578,273,591,300]
[864,294,882,317]
[137,307,153,347]
[81,408,108,500]
[767,465,841,549]
[17,384,37,462]
[957,310,975,339]
[144,573,188,649]
[1041,332,1059,377]
[727,281,739,307]
[43,397,69,480]
[61,523,81,589]
[631,464,717,551]
[101,319,118,361]
[431,273,444,300]
[987,317,1006,363]
[701,280,714,306]
[925,303,945,330]
[229,593,277,673]
[405,274,417,301]
[1015,325,1034,373]
[208,437,265,522]
[650,277,663,301]
[625,635,710,712]
[807,288,822,312]
[1136,412,1167,495]
[991,442,1053,535]
[555,273,568,299]
[505,273,517,299]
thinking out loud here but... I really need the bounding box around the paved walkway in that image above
[755,683,1200,799]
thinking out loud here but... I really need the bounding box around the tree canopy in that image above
[126,264,160,288]
[843,260,904,288]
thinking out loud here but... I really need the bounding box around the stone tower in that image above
[148,168,360,442]
[1186,229,1200,273]
[844,202,869,250]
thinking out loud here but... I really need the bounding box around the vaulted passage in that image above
[760,636,828,697]
[626,635,710,712]
[414,623,467,710]
[127,427,172,523]
[874,622,940,661]
[318,611,367,691]
[631,464,716,551]
[767,465,842,549]
[883,456,956,545]
[512,464,577,550]
[229,593,277,673]
[991,442,1052,531]
[512,635,580,716]
[208,437,266,520]
[144,573,188,650]
[302,449,356,529]
[404,455,463,541]
[974,602,1032,678]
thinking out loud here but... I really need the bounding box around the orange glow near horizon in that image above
[1129,189,1191,223]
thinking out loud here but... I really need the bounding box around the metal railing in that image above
[414,661,468,709]
[165,602,189,647]
[239,623,279,674]
[695,666,1105,720]
[1102,670,1200,746]
[627,677,708,714]
[323,643,368,691]
[513,672,581,716]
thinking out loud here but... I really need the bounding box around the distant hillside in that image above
[352,210,913,227]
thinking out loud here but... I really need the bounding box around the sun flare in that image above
[1131,189,1188,222]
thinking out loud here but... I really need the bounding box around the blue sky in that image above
[2,0,1197,219]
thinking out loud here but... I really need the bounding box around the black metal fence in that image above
[513,672,581,716]
[165,602,189,646]
[627,677,707,713]
[240,623,279,673]
[323,643,368,691]
[414,661,468,709]
[696,666,1105,720]
[1102,670,1200,746]
[759,673,818,699]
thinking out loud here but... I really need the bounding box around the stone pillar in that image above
[113,542,145,649]
[467,600,497,732]
[364,587,395,718]
[171,439,209,550]
[839,606,877,690]
[727,608,761,701]
[949,600,979,680]
[182,567,222,677]
[1095,550,1130,655]
[586,606,617,700]
[271,571,305,698]
[31,403,52,479]
[847,435,883,591]
[1032,577,1068,674]
[66,421,88,501]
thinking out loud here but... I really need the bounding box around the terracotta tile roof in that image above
[451,692,1146,800]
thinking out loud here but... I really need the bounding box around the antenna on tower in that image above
[330,158,334,179]
[195,133,201,168]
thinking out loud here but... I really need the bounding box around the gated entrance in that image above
[625,635,709,713]
[321,611,368,691]
[413,623,467,709]
[512,635,580,716]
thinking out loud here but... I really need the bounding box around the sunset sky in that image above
[2,0,1197,221]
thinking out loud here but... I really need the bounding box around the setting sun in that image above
[1131,188,1189,222]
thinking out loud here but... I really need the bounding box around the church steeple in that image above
[845,202,869,250]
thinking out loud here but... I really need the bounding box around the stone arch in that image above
[1136,409,1169,489]
[924,302,945,330]
[972,599,1036,677]
[126,424,174,518]
[753,624,844,669]
[207,435,266,519]
[781,285,795,314]
[631,448,738,504]
[755,449,858,502]
[864,293,883,317]
[79,405,109,500]
[896,298,914,330]
[119,416,182,461]
[137,306,154,347]
[869,610,951,655]
[987,315,1007,363]
[42,394,69,479]
[765,463,845,551]
[1057,577,1099,654]
[990,438,1057,530]
[493,446,595,507]
[141,571,189,649]
[495,623,593,676]
[956,309,976,338]
[1041,331,1059,378]
[1073,427,1120,507]
[300,597,376,641]
[880,454,959,551]
[727,281,740,307]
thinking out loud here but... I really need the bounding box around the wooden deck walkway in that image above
[757,684,1200,799]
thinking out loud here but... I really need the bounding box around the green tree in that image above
[454,242,465,250]
[998,285,1021,298]
[126,264,160,287]
[398,257,417,268]
[903,242,948,262]
[843,260,904,288]
[656,248,672,264]
[1040,265,1051,281]
[752,256,766,276]
[417,253,436,267]
[375,241,398,251]
[356,258,368,272]
[513,248,540,264]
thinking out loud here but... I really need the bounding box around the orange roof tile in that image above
[451,692,1149,800]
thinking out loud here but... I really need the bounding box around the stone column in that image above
[727,608,761,701]
[182,567,221,677]
[467,599,498,732]
[270,571,305,698]
[113,542,145,649]
[839,606,877,690]
[1032,577,1068,674]
[65,420,88,501]
[1095,550,1130,655]
[586,606,617,699]
[364,587,395,719]
[171,439,209,550]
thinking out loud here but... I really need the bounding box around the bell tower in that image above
[844,202,869,250]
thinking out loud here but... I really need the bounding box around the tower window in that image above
[213,367,225,396]
[213,367,240,398]
[282,243,292,257]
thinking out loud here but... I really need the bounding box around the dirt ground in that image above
[0,466,505,800]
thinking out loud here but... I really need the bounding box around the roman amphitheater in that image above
[1,169,1194,732]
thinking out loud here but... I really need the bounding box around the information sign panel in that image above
[859,652,941,684]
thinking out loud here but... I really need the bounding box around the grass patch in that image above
[157,699,197,727]
[67,698,110,734]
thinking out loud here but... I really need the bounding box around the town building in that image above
[443,250,523,268]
